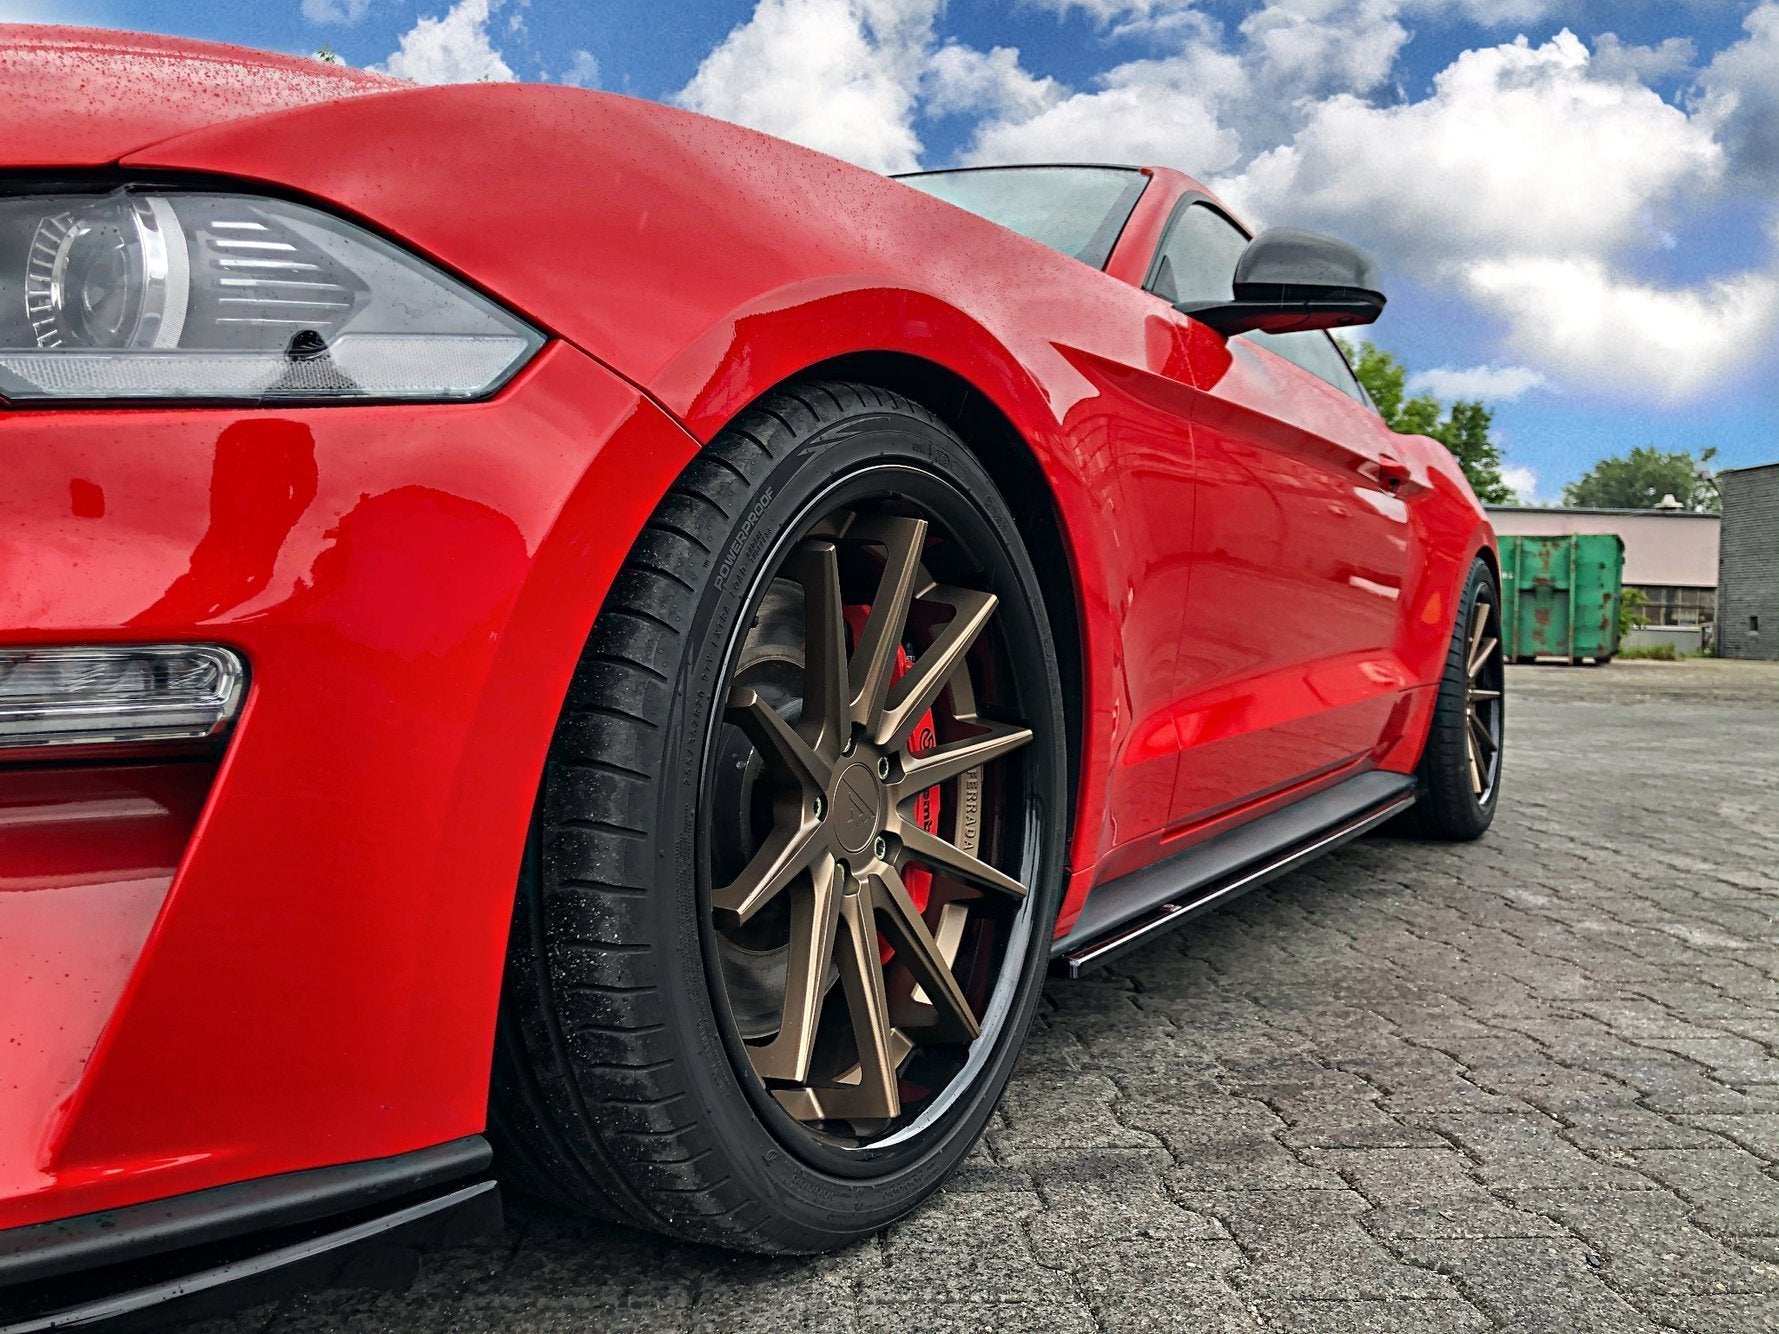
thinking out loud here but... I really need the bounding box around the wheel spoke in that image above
[833,876,901,1120]
[712,816,822,925]
[1466,723,1486,794]
[790,540,850,760]
[1468,687,1502,702]
[1467,614,1488,674]
[847,517,928,732]
[727,686,827,791]
[893,721,1033,799]
[874,586,997,749]
[1470,711,1497,758]
[872,866,980,1042]
[747,853,842,1083]
[1468,632,1498,680]
[900,822,1027,900]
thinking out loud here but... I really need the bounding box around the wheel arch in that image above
[766,352,1088,871]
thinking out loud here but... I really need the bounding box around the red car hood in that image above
[0,24,398,168]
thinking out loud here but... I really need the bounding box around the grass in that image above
[1618,643,1682,661]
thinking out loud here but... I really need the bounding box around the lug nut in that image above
[873,835,888,860]
[813,795,826,820]
[876,756,891,780]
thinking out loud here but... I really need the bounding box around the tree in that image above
[1342,341,1516,504]
[313,44,345,65]
[1561,446,1720,512]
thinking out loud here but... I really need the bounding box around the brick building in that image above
[1717,461,1779,661]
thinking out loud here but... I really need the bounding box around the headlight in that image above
[0,188,543,403]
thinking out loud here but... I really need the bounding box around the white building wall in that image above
[1485,508,1721,589]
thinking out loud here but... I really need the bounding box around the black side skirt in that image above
[1,1137,500,1332]
[1052,770,1416,977]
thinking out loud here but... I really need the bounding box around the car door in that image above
[1150,201,1417,823]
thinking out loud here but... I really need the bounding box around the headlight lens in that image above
[0,189,543,402]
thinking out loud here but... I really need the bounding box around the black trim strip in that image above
[2,1182,500,1334]
[1052,772,1416,977]
[0,1137,490,1289]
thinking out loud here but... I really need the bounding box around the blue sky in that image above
[15,0,1777,501]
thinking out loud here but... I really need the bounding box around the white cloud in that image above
[1238,1,1407,103]
[1590,32,1696,84]
[374,0,514,84]
[559,48,599,88]
[925,44,1061,120]
[1499,463,1539,502]
[1408,365,1547,402]
[1464,255,1779,401]
[674,0,939,174]
[1205,29,1779,402]
[1403,0,1553,23]
[1697,2,1779,187]
[960,49,1245,173]
[1026,0,1196,23]
[301,0,371,23]
[1221,32,1722,264]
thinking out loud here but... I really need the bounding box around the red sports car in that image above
[0,25,1504,1328]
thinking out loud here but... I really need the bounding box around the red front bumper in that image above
[0,341,698,1232]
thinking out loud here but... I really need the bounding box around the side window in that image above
[1146,202,1248,306]
[1147,200,1370,407]
[1249,330,1368,403]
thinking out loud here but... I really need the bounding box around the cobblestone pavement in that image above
[205,660,1779,1333]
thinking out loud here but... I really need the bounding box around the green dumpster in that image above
[1496,533,1625,664]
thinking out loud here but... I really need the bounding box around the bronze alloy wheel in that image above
[1464,588,1504,801]
[702,492,1038,1149]
[1398,555,1505,843]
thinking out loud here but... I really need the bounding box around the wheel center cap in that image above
[830,762,882,854]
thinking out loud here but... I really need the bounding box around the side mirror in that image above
[1177,227,1385,336]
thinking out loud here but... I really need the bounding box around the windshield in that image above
[896,166,1147,270]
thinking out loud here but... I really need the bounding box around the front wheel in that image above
[1402,556,1504,841]
[491,382,1068,1252]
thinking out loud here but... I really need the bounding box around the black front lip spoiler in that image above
[0,1137,501,1332]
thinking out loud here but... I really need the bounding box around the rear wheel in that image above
[490,382,1067,1252]
[1402,557,1504,841]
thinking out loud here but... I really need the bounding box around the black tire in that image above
[1400,557,1504,841]
[490,381,1069,1253]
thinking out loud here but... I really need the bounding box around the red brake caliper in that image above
[844,605,940,964]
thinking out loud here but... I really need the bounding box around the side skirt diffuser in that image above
[1052,771,1416,977]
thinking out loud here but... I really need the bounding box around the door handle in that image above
[1376,454,1411,493]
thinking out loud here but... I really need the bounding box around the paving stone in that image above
[1622,1293,1779,1334]
[1419,1112,1655,1191]
[1311,1147,1563,1238]
[1677,1114,1779,1165]
[1638,1037,1779,1087]
[853,1301,1097,1332]
[192,661,1779,1332]
[1181,1190,1457,1300]
[1521,1189,1779,1295]
[1159,1118,1349,1191]
[1562,1106,1740,1154]
[1252,1297,1494,1332]
[1390,1236,1663,1333]
[1631,1148,1779,1234]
